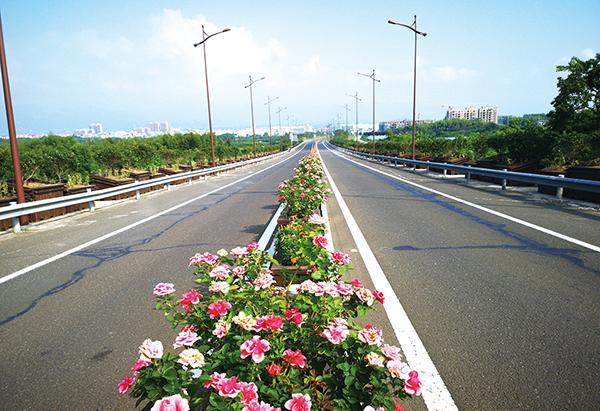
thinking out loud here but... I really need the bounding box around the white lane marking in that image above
[317,144,458,410]
[325,143,600,253]
[0,146,305,286]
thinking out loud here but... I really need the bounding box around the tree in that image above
[548,53,600,133]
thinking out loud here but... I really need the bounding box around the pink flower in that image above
[253,272,275,290]
[322,319,350,345]
[381,344,402,361]
[244,401,281,411]
[139,339,164,361]
[358,325,383,346]
[284,393,312,411]
[208,300,232,319]
[330,251,351,265]
[238,381,259,405]
[177,348,205,368]
[404,370,422,396]
[365,352,385,368]
[153,282,175,296]
[240,335,271,363]
[205,372,227,389]
[230,246,249,256]
[355,288,375,306]
[387,360,411,379]
[285,308,304,325]
[209,264,230,280]
[131,359,151,375]
[312,235,328,248]
[232,266,246,277]
[209,281,230,294]
[246,242,260,251]
[173,330,200,348]
[308,213,326,225]
[335,282,354,296]
[217,376,241,398]
[349,279,364,288]
[265,362,282,377]
[283,349,306,368]
[180,289,202,311]
[299,193,305,198]
[181,324,196,333]
[118,375,135,394]
[255,314,284,331]
[212,320,230,339]
[373,290,385,304]
[189,252,218,266]
[151,394,190,411]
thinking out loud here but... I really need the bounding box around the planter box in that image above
[126,170,152,194]
[148,172,166,192]
[469,157,538,186]
[536,167,568,196]
[270,264,311,287]
[564,166,600,204]
[0,195,16,231]
[8,179,66,222]
[429,157,469,175]
[64,185,94,213]
[179,165,203,181]
[159,168,186,185]
[91,175,136,200]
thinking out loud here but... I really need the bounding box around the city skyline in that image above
[1,0,598,134]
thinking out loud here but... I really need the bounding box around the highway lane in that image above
[0,144,309,410]
[319,142,600,410]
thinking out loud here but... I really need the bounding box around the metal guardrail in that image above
[327,142,600,197]
[1,146,299,232]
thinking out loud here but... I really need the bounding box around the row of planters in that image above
[118,147,422,410]
[333,140,600,204]
[0,150,283,232]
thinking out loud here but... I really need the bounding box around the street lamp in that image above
[358,69,380,147]
[193,25,230,167]
[344,103,351,141]
[388,16,427,160]
[346,92,362,142]
[276,106,287,136]
[244,75,265,158]
[0,12,27,226]
[265,96,279,147]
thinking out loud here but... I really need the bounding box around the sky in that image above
[0,0,599,134]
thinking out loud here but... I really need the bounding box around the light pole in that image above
[244,75,265,158]
[0,12,27,226]
[194,25,230,167]
[276,106,287,136]
[388,16,427,160]
[346,92,362,141]
[358,69,380,147]
[265,96,278,147]
[344,103,351,141]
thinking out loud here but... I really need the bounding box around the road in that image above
[318,141,600,410]
[0,144,308,409]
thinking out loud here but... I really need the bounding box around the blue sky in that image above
[1,0,599,134]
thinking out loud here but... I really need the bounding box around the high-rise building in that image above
[445,105,498,123]
[159,121,169,132]
[89,123,103,134]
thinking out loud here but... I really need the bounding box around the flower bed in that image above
[118,146,421,410]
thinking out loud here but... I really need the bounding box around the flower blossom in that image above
[285,308,304,326]
[355,288,375,306]
[312,235,329,248]
[212,320,230,339]
[265,363,282,377]
[151,394,190,411]
[246,242,260,251]
[208,300,232,319]
[255,314,284,331]
[330,251,351,265]
[387,360,411,379]
[209,281,230,294]
[139,339,163,361]
[189,252,218,266]
[349,278,364,288]
[118,375,135,394]
[217,376,240,398]
[173,330,200,348]
[232,266,246,277]
[308,213,327,225]
[253,272,275,290]
[230,246,249,256]
[365,352,385,368]
[373,290,385,304]
[205,372,227,390]
[240,335,271,363]
[404,370,422,396]
[177,348,205,368]
[131,359,151,375]
[335,282,354,296]
[244,401,281,411]
[283,349,306,368]
[153,282,175,296]
[233,311,257,330]
[238,381,259,405]
[322,318,350,345]
[180,289,201,311]
[285,393,312,411]
[381,344,402,361]
[358,325,383,346]
[209,264,231,280]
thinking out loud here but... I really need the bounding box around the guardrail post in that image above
[502,169,508,190]
[394,159,398,168]
[86,188,95,212]
[135,189,141,200]
[556,174,565,200]
[9,201,21,233]
[443,163,447,178]
[425,160,430,173]
[188,177,192,185]
[165,183,171,191]
[466,166,471,183]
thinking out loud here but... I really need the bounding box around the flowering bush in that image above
[119,148,421,410]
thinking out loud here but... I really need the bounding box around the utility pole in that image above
[344,104,351,141]
[358,69,380,147]
[265,96,278,147]
[0,13,27,226]
[244,74,265,158]
[276,106,287,136]
[346,92,362,142]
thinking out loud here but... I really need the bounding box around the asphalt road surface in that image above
[0,144,308,409]
[319,141,600,410]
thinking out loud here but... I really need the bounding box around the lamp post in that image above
[194,25,230,167]
[276,106,287,136]
[265,96,278,147]
[0,13,27,226]
[244,75,265,158]
[346,92,362,142]
[388,16,427,160]
[358,69,380,147]
[344,103,351,141]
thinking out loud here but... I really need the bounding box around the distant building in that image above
[498,115,513,125]
[159,121,170,132]
[445,105,498,123]
[89,123,103,134]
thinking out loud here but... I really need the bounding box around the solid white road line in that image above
[0,145,305,286]
[317,144,458,411]
[325,142,600,253]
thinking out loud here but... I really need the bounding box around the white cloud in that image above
[581,48,595,59]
